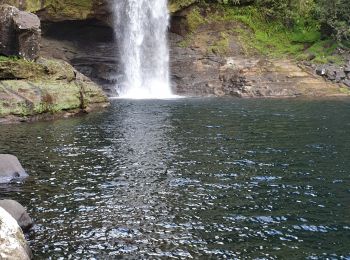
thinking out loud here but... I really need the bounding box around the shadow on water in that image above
[0,98,350,258]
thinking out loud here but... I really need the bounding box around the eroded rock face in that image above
[0,207,32,259]
[0,4,41,60]
[0,154,28,184]
[0,200,33,232]
[169,23,348,97]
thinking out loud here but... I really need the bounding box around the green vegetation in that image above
[218,5,344,63]
[169,0,198,12]
[208,32,230,54]
[1,0,94,20]
[0,56,19,62]
[177,0,349,63]
[187,7,206,32]
[204,0,350,42]
[0,56,108,118]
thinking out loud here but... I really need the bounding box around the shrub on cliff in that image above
[316,0,350,42]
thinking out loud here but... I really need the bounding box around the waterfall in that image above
[113,0,173,99]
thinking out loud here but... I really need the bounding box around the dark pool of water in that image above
[1,98,350,259]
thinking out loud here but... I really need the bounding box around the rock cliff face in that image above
[169,25,348,97]
[0,0,110,22]
[0,0,195,23]
[1,0,349,100]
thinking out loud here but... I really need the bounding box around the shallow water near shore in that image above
[0,98,350,259]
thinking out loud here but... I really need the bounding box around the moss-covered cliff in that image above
[0,0,197,21]
[0,0,103,21]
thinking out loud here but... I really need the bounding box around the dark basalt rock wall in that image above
[40,20,119,95]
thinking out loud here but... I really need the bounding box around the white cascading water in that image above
[113,0,173,99]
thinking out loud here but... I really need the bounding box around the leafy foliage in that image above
[316,0,350,41]
[191,0,349,42]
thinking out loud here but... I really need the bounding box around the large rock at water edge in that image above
[0,4,41,60]
[0,154,28,183]
[0,200,33,231]
[0,57,109,123]
[0,207,32,259]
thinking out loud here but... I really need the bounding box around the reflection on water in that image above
[0,98,350,259]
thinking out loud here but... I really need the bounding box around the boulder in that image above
[336,70,346,79]
[0,154,28,184]
[315,66,326,76]
[0,207,32,259]
[0,5,17,57]
[0,57,109,123]
[0,200,33,231]
[325,66,336,81]
[0,4,41,60]
[344,79,350,88]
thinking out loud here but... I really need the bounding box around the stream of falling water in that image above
[113,0,173,99]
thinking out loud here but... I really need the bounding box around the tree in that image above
[316,0,350,41]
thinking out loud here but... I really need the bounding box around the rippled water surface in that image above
[1,98,350,259]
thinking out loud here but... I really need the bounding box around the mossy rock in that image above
[0,79,107,118]
[169,0,198,13]
[1,0,200,21]
[0,0,96,21]
[0,56,108,121]
[0,57,75,81]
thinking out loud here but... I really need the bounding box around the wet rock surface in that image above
[0,154,28,184]
[0,200,33,231]
[314,62,350,87]
[0,4,41,60]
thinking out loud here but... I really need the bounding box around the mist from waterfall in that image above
[113,0,173,99]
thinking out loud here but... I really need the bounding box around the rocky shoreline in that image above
[0,1,349,125]
[37,20,350,99]
[314,62,350,88]
[0,1,349,258]
[0,154,33,259]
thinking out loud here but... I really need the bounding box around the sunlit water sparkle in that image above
[0,98,350,259]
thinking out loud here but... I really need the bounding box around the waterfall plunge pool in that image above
[0,98,350,258]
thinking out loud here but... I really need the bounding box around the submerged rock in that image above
[0,207,32,259]
[0,154,28,184]
[0,4,41,60]
[0,200,33,232]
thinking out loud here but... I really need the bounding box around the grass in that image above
[0,56,20,62]
[219,6,345,63]
[187,7,206,32]
[208,32,230,55]
[182,4,348,64]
